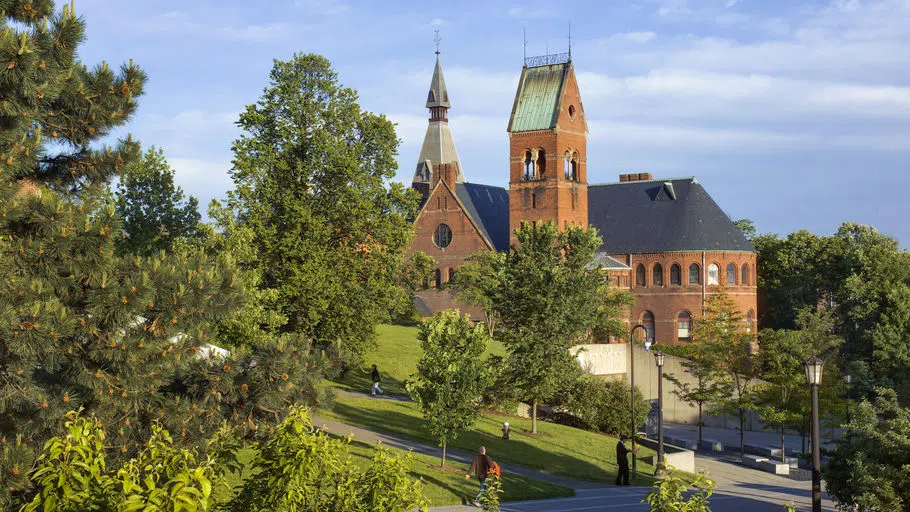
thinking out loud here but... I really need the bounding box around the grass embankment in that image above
[329,324,668,487]
[347,441,574,505]
[322,394,660,486]
[332,324,505,396]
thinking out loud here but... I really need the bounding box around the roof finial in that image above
[434,29,441,55]
[568,21,572,61]
[523,26,527,65]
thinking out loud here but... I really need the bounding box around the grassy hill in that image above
[327,324,661,486]
[332,323,505,396]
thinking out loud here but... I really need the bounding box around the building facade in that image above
[408,55,757,345]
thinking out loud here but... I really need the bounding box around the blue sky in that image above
[74,0,909,246]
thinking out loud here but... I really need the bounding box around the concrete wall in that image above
[571,343,764,431]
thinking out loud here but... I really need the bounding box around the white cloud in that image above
[619,31,658,43]
[506,6,554,19]
[133,11,297,43]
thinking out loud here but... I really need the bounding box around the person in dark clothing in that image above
[465,445,493,506]
[616,435,631,486]
[370,364,383,396]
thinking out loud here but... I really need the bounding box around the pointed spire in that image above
[426,56,451,109]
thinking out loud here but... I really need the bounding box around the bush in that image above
[644,469,715,511]
[561,375,649,435]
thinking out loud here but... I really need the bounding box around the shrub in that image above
[562,375,649,435]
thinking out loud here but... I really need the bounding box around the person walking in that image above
[615,435,631,486]
[465,445,493,507]
[370,364,383,396]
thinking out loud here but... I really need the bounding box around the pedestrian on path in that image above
[616,435,632,486]
[466,445,493,507]
[370,364,383,396]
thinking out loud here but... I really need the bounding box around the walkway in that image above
[432,453,837,512]
[663,422,838,454]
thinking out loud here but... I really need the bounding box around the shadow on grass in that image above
[333,366,409,396]
[328,400,618,484]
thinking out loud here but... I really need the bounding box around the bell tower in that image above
[507,57,588,245]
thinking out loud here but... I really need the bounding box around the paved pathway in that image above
[432,453,837,512]
[663,422,839,454]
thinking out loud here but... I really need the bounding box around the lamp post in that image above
[844,373,852,423]
[655,349,666,475]
[629,324,653,474]
[805,356,825,512]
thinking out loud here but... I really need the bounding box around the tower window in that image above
[524,150,533,180]
[448,268,455,282]
[670,264,681,285]
[652,263,663,286]
[746,309,755,333]
[531,193,537,209]
[434,268,442,288]
[433,224,452,249]
[689,263,701,285]
[537,149,546,178]
[741,263,750,286]
[726,263,737,285]
[677,311,691,341]
[568,105,576,119]
[707,264,719,285]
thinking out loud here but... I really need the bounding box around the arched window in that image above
[536,149,546,178]
[689,263,700,285]
[524,150,533,180]
[741,263,750,286]
[726,263,737,285]
[434,268,442,288]
[433,224,452,248]
[564,151,572,180]
[635,264,646,286]
[670,264,681,285]
[746,309,755,333]
[642,311,655,342]
[652,263,663,286]
[707,264,719,285]
[448,268,455,283]
[677,311,692,341]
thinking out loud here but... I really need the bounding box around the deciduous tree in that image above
[407,310,491,467]
[228,53,420,365]
[115,146,200,256]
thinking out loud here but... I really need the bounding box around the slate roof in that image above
[588,178,755,254]
[589,252,631,270]
[507,63,569,132]
[455,183,511,252]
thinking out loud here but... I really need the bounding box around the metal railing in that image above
[524,52,570,67]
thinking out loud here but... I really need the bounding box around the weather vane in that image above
[434,30,441,55]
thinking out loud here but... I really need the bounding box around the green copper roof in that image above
[508,63,569,133]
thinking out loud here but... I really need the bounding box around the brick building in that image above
[409,55,757,345]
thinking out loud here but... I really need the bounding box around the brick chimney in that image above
[619,172,653,182]
[433,162,458,189]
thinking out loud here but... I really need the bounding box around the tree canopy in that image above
[115,146,200,256]
[227,53,419,364]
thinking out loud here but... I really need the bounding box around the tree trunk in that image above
[441,439,447,468]
[532,401,538,435]
[780,424,786,464]
[739,410,745,460]
[698,403,703,445]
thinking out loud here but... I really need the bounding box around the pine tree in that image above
[0,3,304,505]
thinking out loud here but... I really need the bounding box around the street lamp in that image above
[629,324,653,474]
[655,349,666,476]
[805,356,825,512]
[844,373,852,423]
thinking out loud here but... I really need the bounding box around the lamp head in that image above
[654,350,665,368]
[804,356,825,386]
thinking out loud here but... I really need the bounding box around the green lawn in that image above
[346,440,574,506]
[320,394,661,486]
[333,324,505,396]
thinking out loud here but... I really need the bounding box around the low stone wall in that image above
[636,437,695,474]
